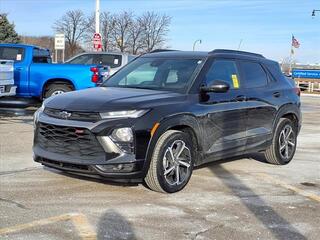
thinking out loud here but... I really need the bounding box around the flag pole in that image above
[289,35,294,74]
[289,46,294,74]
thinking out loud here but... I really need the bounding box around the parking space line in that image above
[255,172,320,203]
[70,213,97,240]
[0,213,70,235]
[0,213,97,240]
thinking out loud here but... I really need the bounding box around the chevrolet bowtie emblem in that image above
[59,111,71,119]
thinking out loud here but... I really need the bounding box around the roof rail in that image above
[209,49,265,58]
[149,49,179,53]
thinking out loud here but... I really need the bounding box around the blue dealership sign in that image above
[292,69,320,79]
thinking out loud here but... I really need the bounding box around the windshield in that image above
[102,57,203,93]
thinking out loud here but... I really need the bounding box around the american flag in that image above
[292,35,300,48]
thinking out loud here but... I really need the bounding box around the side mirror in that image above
[201,80,230,93]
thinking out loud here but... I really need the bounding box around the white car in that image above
[66,52,136,76]
[0,60,16,97]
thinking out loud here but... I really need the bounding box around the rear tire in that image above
[44,84,73,98]
[264,118,297,165]
[144,130,194,193]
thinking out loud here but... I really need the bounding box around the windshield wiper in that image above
[109,85,159,90]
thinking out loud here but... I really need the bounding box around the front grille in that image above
[44,108,101,122]
[36,123,105,158]
[5,85,14,91]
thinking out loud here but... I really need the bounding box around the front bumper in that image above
[33,111,146,181]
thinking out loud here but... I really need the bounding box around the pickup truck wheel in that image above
[264,118,297,165]
[144,130,194,193]
[44,84,73,98]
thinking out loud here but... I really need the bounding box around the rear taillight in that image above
[294,87,301,97]
[90,67,99,83]
[92,74,99,83]
[90,67,98,72]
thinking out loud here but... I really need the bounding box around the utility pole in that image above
[95,0,100,33]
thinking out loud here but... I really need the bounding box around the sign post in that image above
[93,33,102,51]
[95,0,100,33]
[54,33,65,62]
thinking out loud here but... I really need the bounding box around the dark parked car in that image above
[33,49,302,193]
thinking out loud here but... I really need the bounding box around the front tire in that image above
[265,118,297,165]
[145,130,194,193]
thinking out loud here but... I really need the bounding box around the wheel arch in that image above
[141,114,202,177]
[273,104,301,135]
[42,78,76,99]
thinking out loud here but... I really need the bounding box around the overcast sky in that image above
[1,0,319,63]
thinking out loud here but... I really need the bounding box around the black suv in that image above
[33,49,301,193]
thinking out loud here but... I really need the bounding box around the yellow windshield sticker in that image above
[232,74,239,88]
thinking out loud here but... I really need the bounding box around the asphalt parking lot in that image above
[0,95,319,240]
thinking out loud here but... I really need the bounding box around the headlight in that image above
[100,109,149,119]
[39,102,45,112]
[33,102,45,127]
[111,128,133,142]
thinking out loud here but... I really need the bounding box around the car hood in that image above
[45,87,187,112]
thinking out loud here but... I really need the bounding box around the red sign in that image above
[93,33,102,50]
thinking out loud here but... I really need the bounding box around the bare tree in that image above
[128,17,144,54]
[53,10,89,56]
[109,11,133,52]
[86,12,115,51]
[281,57,297,74]
[139,12,171,52]
[100,12,116,51]
[20,36,54,51]
[81,10,172,54]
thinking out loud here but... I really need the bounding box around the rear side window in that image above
[264,61,285,82]
[205,60,240,89]
[68,54,94,64]
[240,61,268,88]
[33,48,52,63]
[0,47,25,62]
[95,54,122,68]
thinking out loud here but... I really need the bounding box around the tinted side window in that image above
[240,61,268,88]
[205,60,240,89]
[0,47,24,62]
[264,61,284,82]
[33,48,52,63]
[68,55,94,64]
[95,54,122,68]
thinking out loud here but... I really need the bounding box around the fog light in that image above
[111,128,133,142]
[113,164,123,171]
[95,163,137,173]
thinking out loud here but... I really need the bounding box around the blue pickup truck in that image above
[0,43,103,99]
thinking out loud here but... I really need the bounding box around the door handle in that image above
[235,95,246,101]
[273,92,281,98]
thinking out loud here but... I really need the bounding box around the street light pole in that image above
[95,0,100,33]
[193,39,202,51]
[237,39,243,50]
[312,9,320,17]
